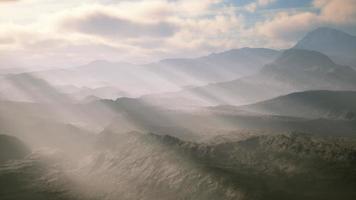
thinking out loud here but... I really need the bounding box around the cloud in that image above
[315,0,356,24]
[255,0,356,44]
[0,35,15,44]
[244,0,276,12]
[2,0,354,67]
[256,12,319,42]
[51,1,242,62]
[60,11,178,38]
[0,0,247,66]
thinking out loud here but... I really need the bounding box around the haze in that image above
[0,1,356,200]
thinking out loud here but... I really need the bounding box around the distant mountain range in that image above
[0,27,355,105]
[146,48,279,84]
[0,47,279,102]
[145,48,356,106]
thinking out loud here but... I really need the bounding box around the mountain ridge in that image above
[238,90,356,119]
[145,48,356,106]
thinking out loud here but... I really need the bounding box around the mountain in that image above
[294,27,356,68]
[239,90,356,120]
[147,48,280,84]
[260,49,356,90]
[145,49,356,106]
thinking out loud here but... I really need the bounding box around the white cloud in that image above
[0,0,247,66]
[0,0,18,2]
[244,0,276,12]
[314,0,356,24]
[254,0,356,45]
[60,11,178,38]
[256,12,319,42]
[0,0,355,67]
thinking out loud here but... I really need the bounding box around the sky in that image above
[0,0,355,68]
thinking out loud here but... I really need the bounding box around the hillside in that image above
[3,131,355,200]
[75,131,356,200]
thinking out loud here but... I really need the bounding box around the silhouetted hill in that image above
[88,131,356,200]
[0,135,30,163]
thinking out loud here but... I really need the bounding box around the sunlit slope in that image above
[76,132,356,200]
[1,132,356,200]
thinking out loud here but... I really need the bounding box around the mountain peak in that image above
[88,60,113,66]
[0,135,30,163]
[86,60,133,68]
[294,27,356,55]
[309,27,350,36]
[280,48,331,59]
[208,47,278,57]
[273,49,335,68]
[297,27,355,42]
